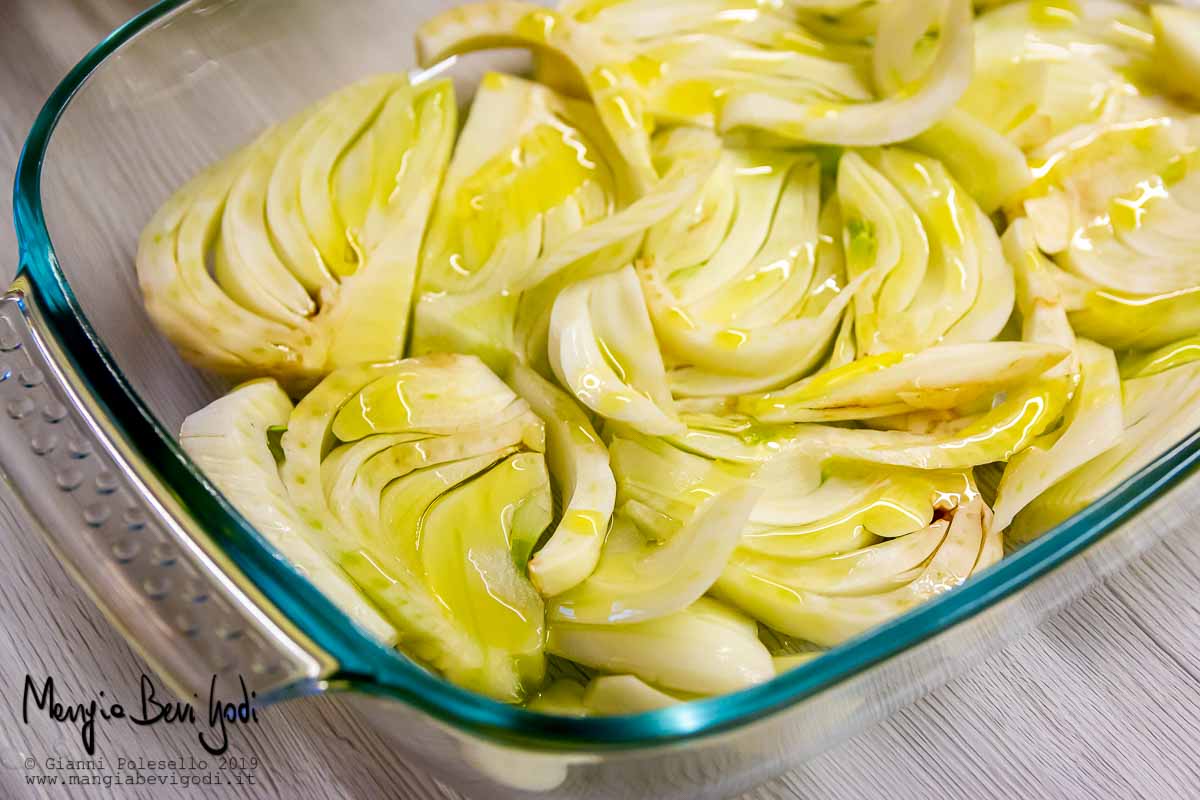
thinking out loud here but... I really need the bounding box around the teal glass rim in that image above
[11,0,1200,753]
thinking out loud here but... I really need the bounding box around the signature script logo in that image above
[21,674,259,756]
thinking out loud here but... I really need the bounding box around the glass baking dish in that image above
[5,1,1200,797]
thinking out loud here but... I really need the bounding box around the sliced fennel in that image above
[417,1,658,187]
[558,0,874,130]
[410,73,633,370]
[739,342,1069,423]
[582,675,685,714]
[526,679,589,716]
[1121,336,1200,380]
[1032,193,1200,350]
[718,0,975,145]
[509,364,617,597]
[773,653,820,674]
[678,374,1070,470]
[610,423,964,561]
[550,266,682,435]
[1062,281,1200,352]
[152,0,1200,714]
[741,464,977,561]
[415,452,552,694]
[639,144,858,395]
[1152,5,1200,102]
[608,427,753,541]
[715,498,998,647]
[970,5,1200,347]
[1021,120,1200,296]
[272,354,551,702]
[1002,218,1076,354]
[964,1,1167,153]
[427,0,971,148]
[526,674,690,716]
[180,380,396,644]
[907,109,1033,213]
[550,486,759,625]
[729,519,951,598]
[546,596,775,694]
[1012,360,1200,542]
[139,75,455,391]
[410,73,719,373]
[988,219,1124,533]
[837,148,1014,356]
[991,338,1122,534]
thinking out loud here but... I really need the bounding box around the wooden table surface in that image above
[2,2,1199,799]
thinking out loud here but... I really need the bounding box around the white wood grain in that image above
[1,3,1198,799]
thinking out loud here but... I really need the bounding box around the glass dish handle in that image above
[0,277,333,702]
